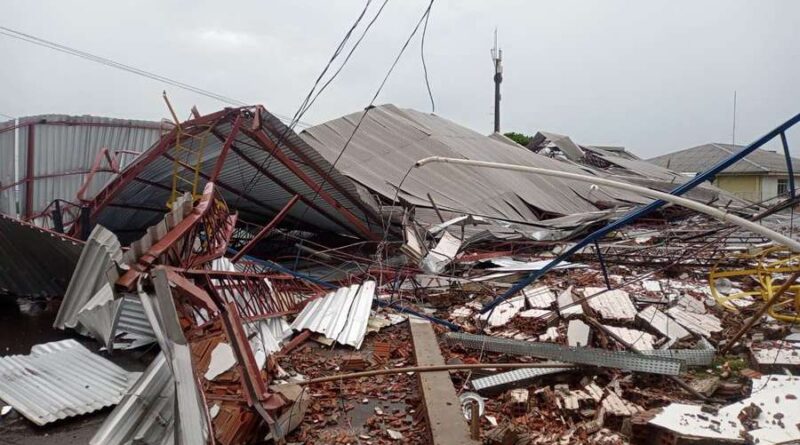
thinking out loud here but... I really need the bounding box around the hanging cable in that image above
[0,26,308,127]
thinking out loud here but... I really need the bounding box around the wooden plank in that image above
[410,319,480,445]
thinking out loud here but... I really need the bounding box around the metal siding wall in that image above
[8,115,162,220]
[0,120,16,216]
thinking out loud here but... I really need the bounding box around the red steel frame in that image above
[78,106,381,240]
[117,182,237,289]
[231,194,300,262]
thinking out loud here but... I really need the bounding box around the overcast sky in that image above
[3,1,799,157]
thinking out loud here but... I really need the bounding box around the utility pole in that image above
[491,29,503,133]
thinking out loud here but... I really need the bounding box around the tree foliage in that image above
[504,131,532,147]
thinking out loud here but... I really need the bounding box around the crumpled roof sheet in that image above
[91,352,175,445]
[300,105,650,225]
[0,212,82,297]
[291,280,376,348]
[54,224,122,330]
[93,107,380,242]
[0,339,139,425]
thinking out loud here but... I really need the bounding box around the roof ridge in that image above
[710,143,769,172]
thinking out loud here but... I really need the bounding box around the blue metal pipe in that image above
[480,112,800,314]
[780,132,796,198]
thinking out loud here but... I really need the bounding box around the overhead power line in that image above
[0,26,309,127]
[236,0,391,204]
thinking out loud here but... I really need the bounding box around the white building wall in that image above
[761,175,800,202]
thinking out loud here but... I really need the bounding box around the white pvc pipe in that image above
[414,156,800,252]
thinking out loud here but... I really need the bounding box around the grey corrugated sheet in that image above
[471,364,573,392]
[648,143,800,175]
[290,280,376,349]
[54,224,122,330]
[0,339,139,425]
[0,115,162,222]
[95,108,380,242]
[300,105,650,226]
[0,119,15,216]
[0,212,83,297]
[91,352,175,445]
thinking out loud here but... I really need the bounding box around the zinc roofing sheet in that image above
[290,280,376,348]
[648,143,800,175]
[300,105,650,224]
[0,212,83,297]
[1,115,162,220]
[96,108,380,240]
[0,339,139,425]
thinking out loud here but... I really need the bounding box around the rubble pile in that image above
[1,106,800,445]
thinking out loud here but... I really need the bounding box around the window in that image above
[778,178,789,196]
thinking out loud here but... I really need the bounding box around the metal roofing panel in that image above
[54,224,122,330]
[0,339,139,425]
[290,280,376,348]
[300,105,650,224]
[90,352,175,445]
[10,115,162,220]
[96,107,380,240]
[0,119,15,216]
[0,213,83,297]
[648,143,800,175]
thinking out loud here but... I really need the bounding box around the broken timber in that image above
[409,318,480,445]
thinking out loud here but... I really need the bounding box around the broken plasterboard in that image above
[604,326,657,351]
[636,305,691,342]
[666,307,722,338]
[478,295,526,327]
[583,287,637,321]
[557,286,583,318]
[567,319,591,347]
[522,286,556,308]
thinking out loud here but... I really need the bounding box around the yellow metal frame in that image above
[163,92,211,208]
[709,246,800,323]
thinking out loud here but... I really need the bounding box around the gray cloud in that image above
[2,0,798,157]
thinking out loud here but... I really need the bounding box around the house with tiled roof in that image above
[648,143,800,203]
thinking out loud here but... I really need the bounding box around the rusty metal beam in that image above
[210,115,242,182]
[232,194,300,263]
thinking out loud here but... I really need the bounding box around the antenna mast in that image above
[491,29,503,133]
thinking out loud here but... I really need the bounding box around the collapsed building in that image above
[1,104,800,444]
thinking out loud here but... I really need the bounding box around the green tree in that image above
[504,132,531,146]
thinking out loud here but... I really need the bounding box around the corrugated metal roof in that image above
[290,280,376,349]
[93,107,380,242]
[0,114,162,221]
[300,105,650,226]
[0,212,83,297]
[648,143,800,175]
[90,352,175,445]
[0,339,139,425]
[54,224,122,330]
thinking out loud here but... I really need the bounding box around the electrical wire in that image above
[291,0,435,229]
[0,112,15,120]
[233,0,389,206]
[0,26,308,127]
[420,1,435,113]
